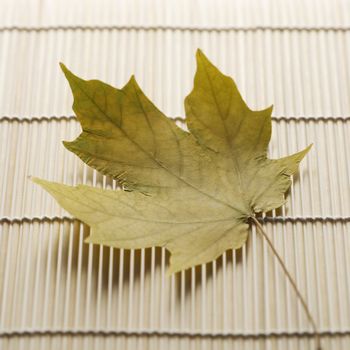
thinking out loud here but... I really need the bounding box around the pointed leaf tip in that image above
[304,143,313,155]
[196,48,203,57]
[30,176,47,186]
[301,143,313,155]
[59,62,73,80]
[30,176,39,184]
[121,74,135,90]
[59,62,69,74]
[30,177,50,192]
[196,48,208,63]
[266,104,274,114]
[129,74,137,84]
[59,63,81,84]
[195,49,218,75]
[62,140,72,152]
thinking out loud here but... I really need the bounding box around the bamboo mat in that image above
[0,1,350,349]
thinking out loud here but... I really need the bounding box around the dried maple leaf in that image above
[34,50,311,274]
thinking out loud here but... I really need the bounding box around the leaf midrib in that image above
[200,59,246,197]
[51,184,239,225]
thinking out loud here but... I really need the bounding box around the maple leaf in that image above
[33,50,311,274]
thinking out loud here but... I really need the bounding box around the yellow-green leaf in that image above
[33,50,311,274]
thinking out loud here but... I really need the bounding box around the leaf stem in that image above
[251,216,321,350]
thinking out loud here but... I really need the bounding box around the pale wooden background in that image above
[0,1,350,349]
